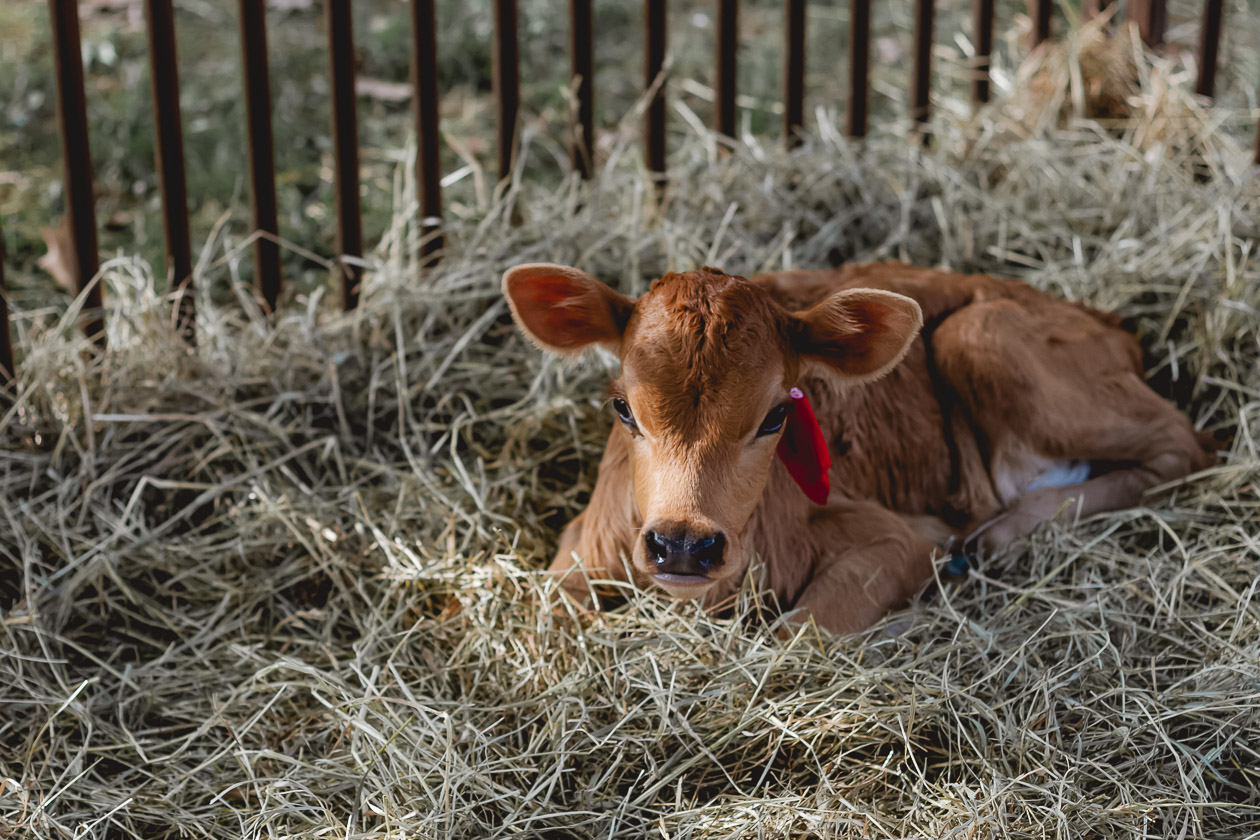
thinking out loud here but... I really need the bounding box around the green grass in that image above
[1,0,1257,316]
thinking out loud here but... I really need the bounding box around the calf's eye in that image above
[612,397,636,427]
[757,403,789,437]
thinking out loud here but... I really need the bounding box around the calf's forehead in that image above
[618,270,792,440]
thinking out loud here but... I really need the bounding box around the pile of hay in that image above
[3,34,1259,839]
[1007,14,1252,168]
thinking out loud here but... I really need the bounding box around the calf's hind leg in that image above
[972,432,1208,551]
[934,299,1213,553]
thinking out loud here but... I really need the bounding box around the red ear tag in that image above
[776,387,832,505]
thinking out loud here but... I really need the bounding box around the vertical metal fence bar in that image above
[569,0,594,178]
[972,0,994,106]
[144,0,195,342]
[238,0,281,312]
[493,0,520,182]
[49,0,104,344]
[644,0,667,180]
[326,0,363,310]
[846,0,866,136]
[846,0,870,137]
[1128,0,1166,46]
[410,0,443,265]
[715,0,737,138]
[1028,0,1051,45]
[911,0,934,128]
[1194,0,1223,98]
[784,0,805,145]
[0,224,13,388]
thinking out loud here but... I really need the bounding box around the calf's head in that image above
[504,264,921,598]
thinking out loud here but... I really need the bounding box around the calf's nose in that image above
[644,527,726,577]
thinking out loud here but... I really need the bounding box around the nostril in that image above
[695,532,725,568]
[645,530,669,564]
[646,527,725,574]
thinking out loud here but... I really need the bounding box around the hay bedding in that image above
[3,39,1260,840]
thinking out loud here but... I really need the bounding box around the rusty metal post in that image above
[1194,0,1224,98]
[144,0,195,342]
[846,0,870,137]
[1027,0,1051,45]
[493,0,520,182]
[1129,0,1165,46]
[410,0,443,266]
[911,0,934,128]
[237,0,281,312]
[644,0,667,180]
[326,0,363,310]
[784,0,805,145]
[48,0,105,344]
[569,0,594,177]
[715,0,737,138]
[0,224,13,388]
[972,0,994,105]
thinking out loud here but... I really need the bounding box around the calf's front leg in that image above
[546,427,639,604]
[784,501,940,635]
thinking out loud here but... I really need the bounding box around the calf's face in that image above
[503,264,921,599]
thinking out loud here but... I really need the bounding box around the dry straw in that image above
[3,25,1259,839]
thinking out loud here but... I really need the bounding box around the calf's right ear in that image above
[502,264,636,355]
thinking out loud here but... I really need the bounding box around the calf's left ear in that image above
[790,289,923,380]
[503,264,636,356]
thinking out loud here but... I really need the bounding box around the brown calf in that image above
[504,261,1212,635]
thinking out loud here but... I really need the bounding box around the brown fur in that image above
[505,261,1213,635]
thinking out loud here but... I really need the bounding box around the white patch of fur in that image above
[1026,461,1091,491]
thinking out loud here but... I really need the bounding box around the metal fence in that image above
[0,0,1253,385]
